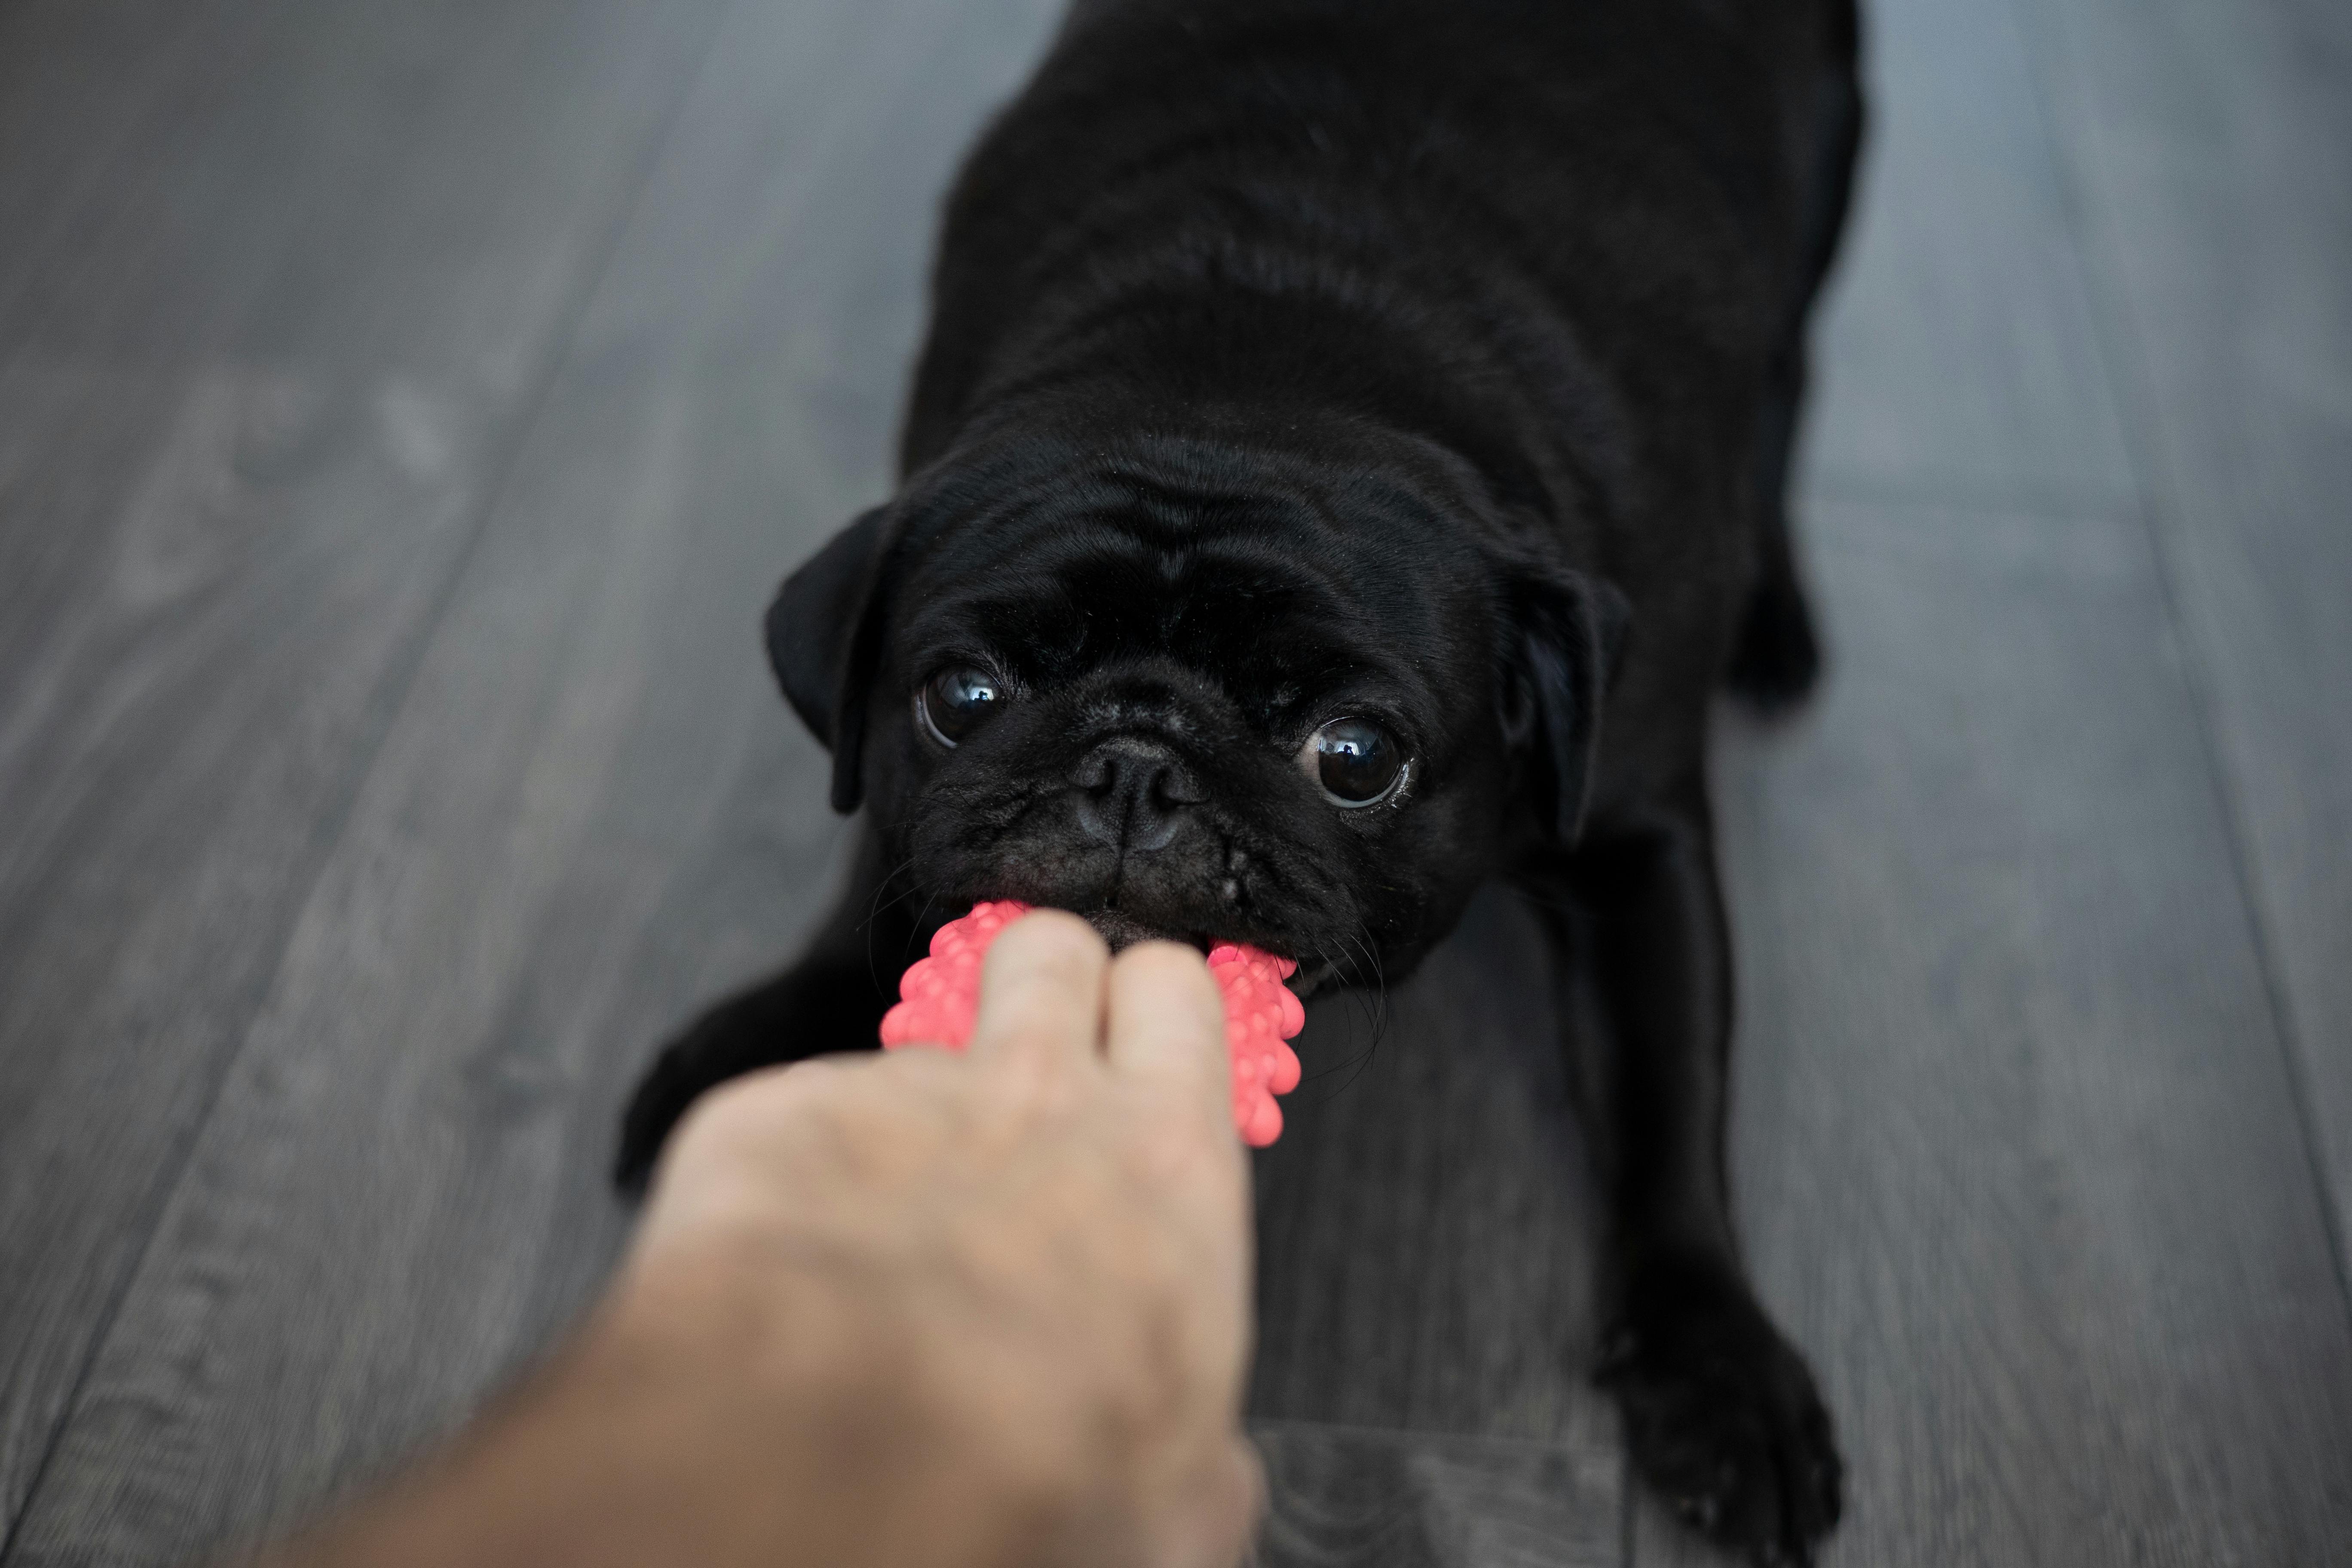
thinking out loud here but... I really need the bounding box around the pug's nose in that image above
[1073,738,1199,853]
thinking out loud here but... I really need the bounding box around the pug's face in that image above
[770,430,1621,988]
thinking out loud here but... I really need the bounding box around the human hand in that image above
[260,912,1260,1568]
[612,910,1262,1568]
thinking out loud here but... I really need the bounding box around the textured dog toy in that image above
[879,900,1306,1145]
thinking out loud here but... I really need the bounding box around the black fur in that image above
[620,1,1862,1559]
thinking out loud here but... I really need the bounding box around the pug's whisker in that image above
[1313,928,1389,1099]
[861,854,926,990]
[864,855,923,924]
[1354,924,1391,1049]
[1298,940,1376,1094]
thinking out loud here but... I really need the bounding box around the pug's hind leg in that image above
[613,835,912,1194]
[1727,21,1862,718]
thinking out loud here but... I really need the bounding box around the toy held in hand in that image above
[879,900,1306,1145]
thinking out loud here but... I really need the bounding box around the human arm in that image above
[251,913,1261,1568]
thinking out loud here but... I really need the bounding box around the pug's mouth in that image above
[1077,908,1337,997]
[1080,908,1201,954]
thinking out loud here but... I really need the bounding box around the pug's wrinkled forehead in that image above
[891,506,1466,741]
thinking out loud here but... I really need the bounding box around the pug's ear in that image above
[765,505,894,814]
[1506,571,1632,841]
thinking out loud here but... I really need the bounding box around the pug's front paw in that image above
[1602,1258,1843,1565]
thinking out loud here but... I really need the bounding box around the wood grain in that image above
[0,0,728,1534]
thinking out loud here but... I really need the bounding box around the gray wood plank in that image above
[1638,496,2352,1567]
[0,0,729,1536]
[1253,1421,1619,1568]
[2021,0,2352,1274]
[0,0,1067,1560]
[1796,0,2136,511]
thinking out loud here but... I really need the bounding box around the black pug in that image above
[619,0,1862,1559]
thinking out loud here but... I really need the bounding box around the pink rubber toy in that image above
[879,900,1306,1145]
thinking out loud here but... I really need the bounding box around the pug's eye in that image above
[1301,717,1406,807]
[917,665,1001,747]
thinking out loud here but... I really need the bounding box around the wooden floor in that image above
[1,0,2347,1562]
